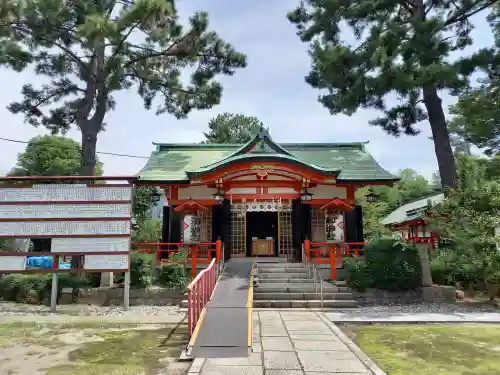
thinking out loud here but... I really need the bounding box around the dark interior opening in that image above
[246,211,278,256]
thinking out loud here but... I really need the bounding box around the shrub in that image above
[430,253,454,286]
[364,237,422,291]
[342,257,371,292]
[130,251,155,288]
[154,249,189,289]
[430,248,485,288]
[0,273,89,304]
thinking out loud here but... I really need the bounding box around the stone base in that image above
[421,285,456,303]
[59,286,185,306]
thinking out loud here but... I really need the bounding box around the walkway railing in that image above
[134,240,223,277]
[301,244,324,309]
[187,258,217,338]
[303,240,367,280]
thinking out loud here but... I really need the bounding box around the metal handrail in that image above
[311,264,324,310]
[302,244,324,310]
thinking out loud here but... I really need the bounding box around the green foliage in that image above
[130,252,155,288]
[7,135,103,177]
[133,186,163,222]
[1,0,246,174]
[485,250,500,283]
[428,160,500,257]
[287,0,500,189]
[364,237,422,291]
[203,113,263,143]
[155,250,189,289]
[342,257,371,292]
[131,218,162,245]
[356,168,437,241]
[0,273,89,304]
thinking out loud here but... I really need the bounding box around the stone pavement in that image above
[188,311,385,375]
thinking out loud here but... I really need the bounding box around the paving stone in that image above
[297,351,369,373]
[284,321,331,332]
[205,353,263,367]
[262,337,294,351]
[201,364,263,375]
[280,313,322,321]
[304,373,372,375]
[288,333,334,341]
[261,319,286,329]
[293,340,351,351]
[188,358,205,373]
[261,325,288,337]
[252,343,262,353]
[264,351,301,370]
[266,371,304,375]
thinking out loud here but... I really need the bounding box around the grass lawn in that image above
[0,322,189,375]
[346,324,500,375]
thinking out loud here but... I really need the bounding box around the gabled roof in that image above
[381,193,445,226]
[137,128,399,183]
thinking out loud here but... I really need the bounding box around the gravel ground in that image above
[0,301,185,323]
[0,301,181,316]
[328,302,500,314]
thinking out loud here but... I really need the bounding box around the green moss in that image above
[0,322,188,375]
[352,324,500,375]
[48,324,188,375]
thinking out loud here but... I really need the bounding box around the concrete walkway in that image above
[188,311,384,375]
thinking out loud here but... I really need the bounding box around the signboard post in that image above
[0,176,135,312]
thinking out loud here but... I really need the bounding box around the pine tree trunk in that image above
[71,125,99,298]
[80,127,98,176]
[422,85,458,190]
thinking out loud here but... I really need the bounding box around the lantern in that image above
[182,213,201,244]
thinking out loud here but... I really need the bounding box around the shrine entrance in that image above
[246,211,278,257]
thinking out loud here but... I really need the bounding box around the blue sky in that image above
[0,0,493,178]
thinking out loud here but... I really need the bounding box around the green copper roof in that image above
[137,129,399,183]
[381,193,445,226]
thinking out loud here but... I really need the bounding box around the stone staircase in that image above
[252,260,358,308]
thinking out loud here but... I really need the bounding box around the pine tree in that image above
[288,0,499,190]
[0,0,246,175]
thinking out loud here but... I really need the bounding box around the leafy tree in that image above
[287,0,499,190]
[1,0,246,175]
[429,156,500,288]
[449,76,500,156]
[8,135,103,177]
[357,168,435,240]
[203,113,263,143]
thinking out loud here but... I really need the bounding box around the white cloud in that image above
[0,1,493,181]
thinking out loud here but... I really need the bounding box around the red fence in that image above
[303,240,367,280]
[187,258,217,338]
[134,240,223,278]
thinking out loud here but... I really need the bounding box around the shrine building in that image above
[136,128,398,262]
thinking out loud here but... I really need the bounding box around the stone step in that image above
[256,267,307,273]
[253,300,358,308]
[258,272,308,279]
[255,283,349,293]
[256,278,311,284]
[253,292,354,301]
[256,263,303,269]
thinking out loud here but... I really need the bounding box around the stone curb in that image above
[329,320,500,324]
[0,315,185,324]
[317,312,387,375]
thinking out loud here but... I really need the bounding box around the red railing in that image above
[303,240,367,280]
[135,240,223,278]
[187,258,217,338]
